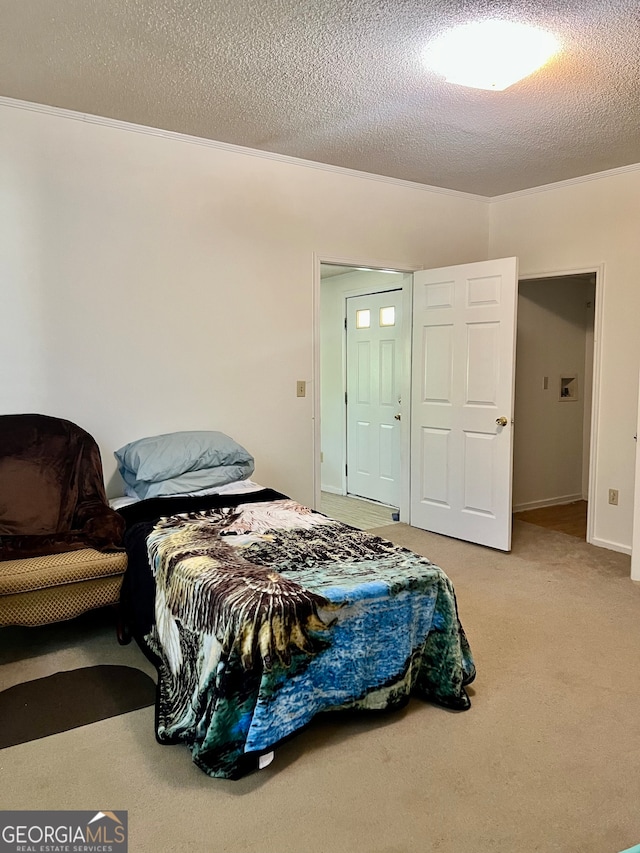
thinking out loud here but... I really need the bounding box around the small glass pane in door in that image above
[356,309,371,329]
[380,306,396,326]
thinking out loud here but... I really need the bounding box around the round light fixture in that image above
[424,20,560,91]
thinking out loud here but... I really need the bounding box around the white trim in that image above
[318,253,421,274]
[399,280,414,526]
[517,264,604,548]
[577,266,603,547]
[4,95,638,203]
[518,265,603,281]
[590,537,632,556]
[513,494,583,513]
[339,299,348,498]
[312,254,323,511]
[631,373,640,581]
[0,95,486,203]
[491,162,640,202]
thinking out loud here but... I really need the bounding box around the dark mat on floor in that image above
[0,665,156,749]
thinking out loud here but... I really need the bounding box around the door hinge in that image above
[345,463,348,476]
[344,391,348,405]
[344,317,347,330]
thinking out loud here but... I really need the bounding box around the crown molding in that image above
[6,94,635,202]
[0,95,488,204]
[491,161,640,202]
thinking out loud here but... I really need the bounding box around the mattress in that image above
[109,478,264,510]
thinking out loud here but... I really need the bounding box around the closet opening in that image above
[512,272,597,541]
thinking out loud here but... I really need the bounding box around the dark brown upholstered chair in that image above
[0,414,127,627]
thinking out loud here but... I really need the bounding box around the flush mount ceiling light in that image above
[424,20,560,91]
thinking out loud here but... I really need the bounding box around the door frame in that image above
[518,263,604,547]
[313,253,420,521]
[632,370,640,580]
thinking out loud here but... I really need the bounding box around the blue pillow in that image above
[120,464,254,499]
[114,430,255,498]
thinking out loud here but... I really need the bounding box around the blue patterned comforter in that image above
[122,493,475,779]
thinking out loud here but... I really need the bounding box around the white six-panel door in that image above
[410,258,518,550]
[346,290,403,507]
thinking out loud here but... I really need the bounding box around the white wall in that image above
[0,101,489,505]
[490,170,640,552]
[513,278,592,510]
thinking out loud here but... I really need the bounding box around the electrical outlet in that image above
[608,489,619,506]
[296,380,306,398]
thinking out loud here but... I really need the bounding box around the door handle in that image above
[394,413,401,421]
[496,416,508,427]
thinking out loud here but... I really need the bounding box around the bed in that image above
[114,432,476,780]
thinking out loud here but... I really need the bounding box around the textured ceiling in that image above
[1,0,639,196]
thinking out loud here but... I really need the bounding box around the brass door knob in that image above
[496,416,508,427]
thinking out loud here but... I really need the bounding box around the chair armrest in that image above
[73,501,126,552]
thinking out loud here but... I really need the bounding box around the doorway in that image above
[316,259,602,549]
[512,272,597,540]
[319,263,411,521]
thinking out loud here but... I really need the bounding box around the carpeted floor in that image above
[1,521,639,853]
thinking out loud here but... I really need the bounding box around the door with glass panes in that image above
[346,290,403,507]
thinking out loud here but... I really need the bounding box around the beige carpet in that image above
[1,521,639,853]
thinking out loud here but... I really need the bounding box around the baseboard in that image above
[320,485,343,495]
[513,494,583,513]
[589,536,632,556]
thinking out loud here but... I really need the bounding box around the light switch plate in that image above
[296,380,306,397]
